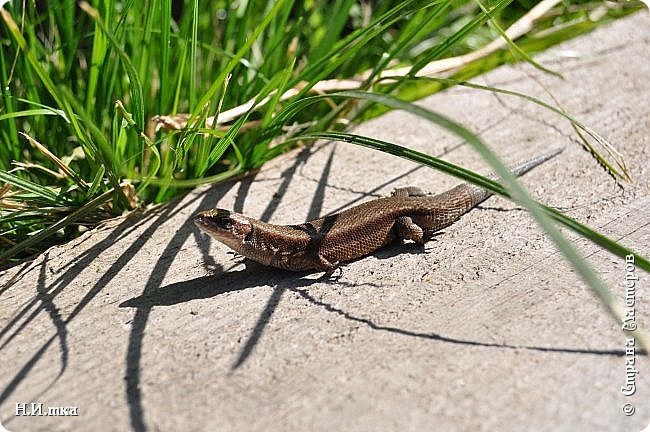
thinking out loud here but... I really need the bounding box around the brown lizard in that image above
[194,148,562,272]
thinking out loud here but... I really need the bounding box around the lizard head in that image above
[193,208,253,249]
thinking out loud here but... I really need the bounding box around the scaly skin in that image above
[194,148,562,272]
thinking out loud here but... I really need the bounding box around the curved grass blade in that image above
[293,130,650,273]
[0,108,67,122]
[409,77,631,182]
[474,0,561,78]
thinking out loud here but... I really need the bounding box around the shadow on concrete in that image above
[289,287,628,357]
[122,181,237,432]
[0,207,160,407]
[34,253,68,388]
[119,263,275,309]
[0,260,33,297]
[118,143,332,429]
[229,145,322,372]
[0,182,221,429]
[118,149,356,430]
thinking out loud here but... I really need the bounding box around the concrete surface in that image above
[1,11,650,432]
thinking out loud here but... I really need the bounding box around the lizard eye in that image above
[215,216,233,230]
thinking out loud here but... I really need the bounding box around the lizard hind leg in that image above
[316,254,340,272]
[394,216,426,245]
[392,187,432,245]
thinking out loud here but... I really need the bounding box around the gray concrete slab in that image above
[1,11,650,432]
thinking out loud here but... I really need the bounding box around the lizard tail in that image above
[504,147,564,178]
[466,147,564,206]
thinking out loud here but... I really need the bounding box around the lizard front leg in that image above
[272,249,340,272]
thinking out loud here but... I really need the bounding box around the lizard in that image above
[194,148,562,272]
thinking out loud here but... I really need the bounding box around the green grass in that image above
[0,1,648,344]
